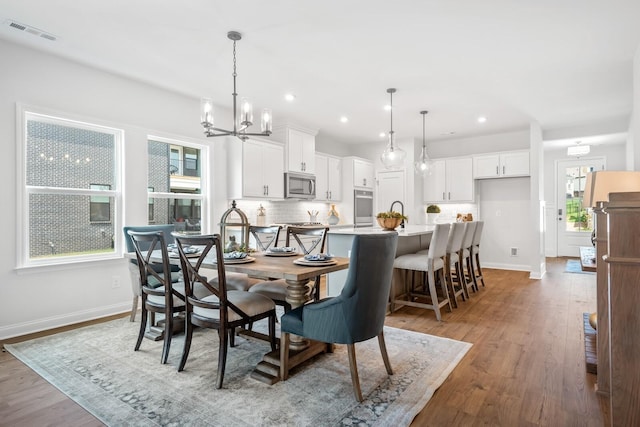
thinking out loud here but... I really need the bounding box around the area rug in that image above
[565,259,595,274]
[5,317,471,426]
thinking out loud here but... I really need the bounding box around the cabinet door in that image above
[377,170,404,214]
[242,140,267,197]
[286,129,304,173]
[446,157,473,201]
[353,159,374,189]
[474,154,500,179]
[301,132,315,174]
[262,142,284,198]
[501,151,530,177]
[424,160,447,202]
[315,154,329,201]
[327,157,342,201]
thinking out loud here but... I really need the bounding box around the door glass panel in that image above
[564,165,593,233]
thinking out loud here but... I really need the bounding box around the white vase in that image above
[427,213,439,224]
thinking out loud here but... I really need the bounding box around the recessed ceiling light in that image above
[340,116,348,123]
[379,132,386,138]
[284,93,296,102]
[477,116,487,124]
[383,105,392,111]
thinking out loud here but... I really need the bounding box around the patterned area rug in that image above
[565,259,595,274]
[5,317,471,426]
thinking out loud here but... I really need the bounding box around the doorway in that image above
[556,158,604,256]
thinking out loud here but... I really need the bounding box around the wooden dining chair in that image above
[174,234,277,389]
[279,233,398,402]
[470,221,486,289]
[460,221,478,294]
[249,226,329,309]
[127,230,185,364]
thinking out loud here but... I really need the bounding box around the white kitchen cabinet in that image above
[351,158,374,189]
[315,153,342,201]
[273,126,317,174]
[423,157,474,203]
[474,151,530,179]
[227,138,284,200]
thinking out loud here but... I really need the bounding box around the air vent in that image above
[4,19,57,41]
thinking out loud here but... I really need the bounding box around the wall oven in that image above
[354,189,374,227]
[284,172,316,199]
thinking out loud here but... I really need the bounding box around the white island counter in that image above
[326,225,435,296]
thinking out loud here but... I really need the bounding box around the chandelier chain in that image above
[232,40,237,78]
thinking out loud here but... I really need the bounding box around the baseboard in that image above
[0,302,131,340]
[483,262,531,272]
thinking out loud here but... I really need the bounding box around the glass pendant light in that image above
[380,88,406,169]
[414,110,433,176]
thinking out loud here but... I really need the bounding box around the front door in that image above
[556,158,605,256]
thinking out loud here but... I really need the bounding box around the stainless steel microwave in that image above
[284,172,316,199]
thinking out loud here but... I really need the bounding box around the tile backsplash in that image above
[226,200,338,225]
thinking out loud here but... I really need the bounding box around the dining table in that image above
[126,248,350,384]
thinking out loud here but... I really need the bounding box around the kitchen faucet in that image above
[389,200,405,229]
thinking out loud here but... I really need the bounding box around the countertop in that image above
[327,224,436,237]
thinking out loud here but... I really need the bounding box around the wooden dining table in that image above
[127,250,350,384]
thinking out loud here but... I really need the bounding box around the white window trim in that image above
[16,104,124,270]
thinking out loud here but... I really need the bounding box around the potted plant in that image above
[426,204,441,224]
[376,211,408,231]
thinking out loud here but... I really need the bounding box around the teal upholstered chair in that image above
[279,232,398,402]
[123,225,180,321]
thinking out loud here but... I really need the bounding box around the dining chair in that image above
[279,233,398,402]
[391,223,452,321]
[460,221,478,294]
[123,224,181,322]
[174,234,277,389]
[249,226,329,309]
[470,221,486,289]
[127,230,186,364]
[208,225,283,292]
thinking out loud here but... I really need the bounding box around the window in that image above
[148,137,206,233]
[19,109,122,266]
[148,187,155,222]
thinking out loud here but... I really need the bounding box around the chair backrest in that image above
[127,230,176,303]
[285,226,328,254]
[447,222,466,255]
[249,225,282,252]
[461,221,477,251]
[124,224,180,272]
[428,223,451,260]
[335,233,399,343]
[472,221,484,247]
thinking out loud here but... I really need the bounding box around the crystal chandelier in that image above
[414,110,433,176]
[380,88,406,169]
[200,31,272,141]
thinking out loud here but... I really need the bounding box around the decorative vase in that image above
[427,213,439,224]
[328,204,340,225]
[377,217,402,231]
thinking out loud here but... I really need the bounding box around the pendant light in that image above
[380,88,406,169]
[414,110,433,176]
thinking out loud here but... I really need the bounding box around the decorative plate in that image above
[223,256,255,264]
[293,257,337,267]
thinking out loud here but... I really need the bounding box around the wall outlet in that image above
[510,247,518,256]
[111,276,121,288]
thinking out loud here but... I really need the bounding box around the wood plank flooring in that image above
[0,258,609,426]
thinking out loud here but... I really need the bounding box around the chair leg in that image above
[438,269,453,313]
[347,344,364,402]
[269,312,277,352]
[216,328,228,389]
[130,295,139,322]
[474,252,486,288]
[178,316,193,372]
[229,328,236,347]
[466,256,478,292]
[377,332,393,375]
[280,332,290,381]
[134,305,147,351]
[427,270,442,321]
[161,312,173,364]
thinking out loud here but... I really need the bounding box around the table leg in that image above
[284,278,311,351]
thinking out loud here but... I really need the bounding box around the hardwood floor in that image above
[0,258,609,426]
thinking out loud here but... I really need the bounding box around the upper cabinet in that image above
[315,153,342,201]
[474,150,530,179]
[227,138,284,200]
[424,157,474,203]
[272,125,317,174]
[351,158,375,189]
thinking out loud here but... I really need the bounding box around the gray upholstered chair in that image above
[128,230,186,364]
[123,225,181,322]
[279,232,398,402]
[460,221,478,294]
[174,234,277,389]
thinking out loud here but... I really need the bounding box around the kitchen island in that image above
[326,225,435,296]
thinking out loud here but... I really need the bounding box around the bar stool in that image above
[460,221,478,294]
[470,221,486,289]
[391,223,452,321]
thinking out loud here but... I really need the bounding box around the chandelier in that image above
[200,31,272,141]
[414,110,433,176]
[380,88,406,169]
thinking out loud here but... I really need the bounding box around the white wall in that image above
[0,39,230,338]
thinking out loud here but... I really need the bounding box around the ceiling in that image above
[1,1,639,149]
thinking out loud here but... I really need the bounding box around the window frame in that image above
[16,105,123,269]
